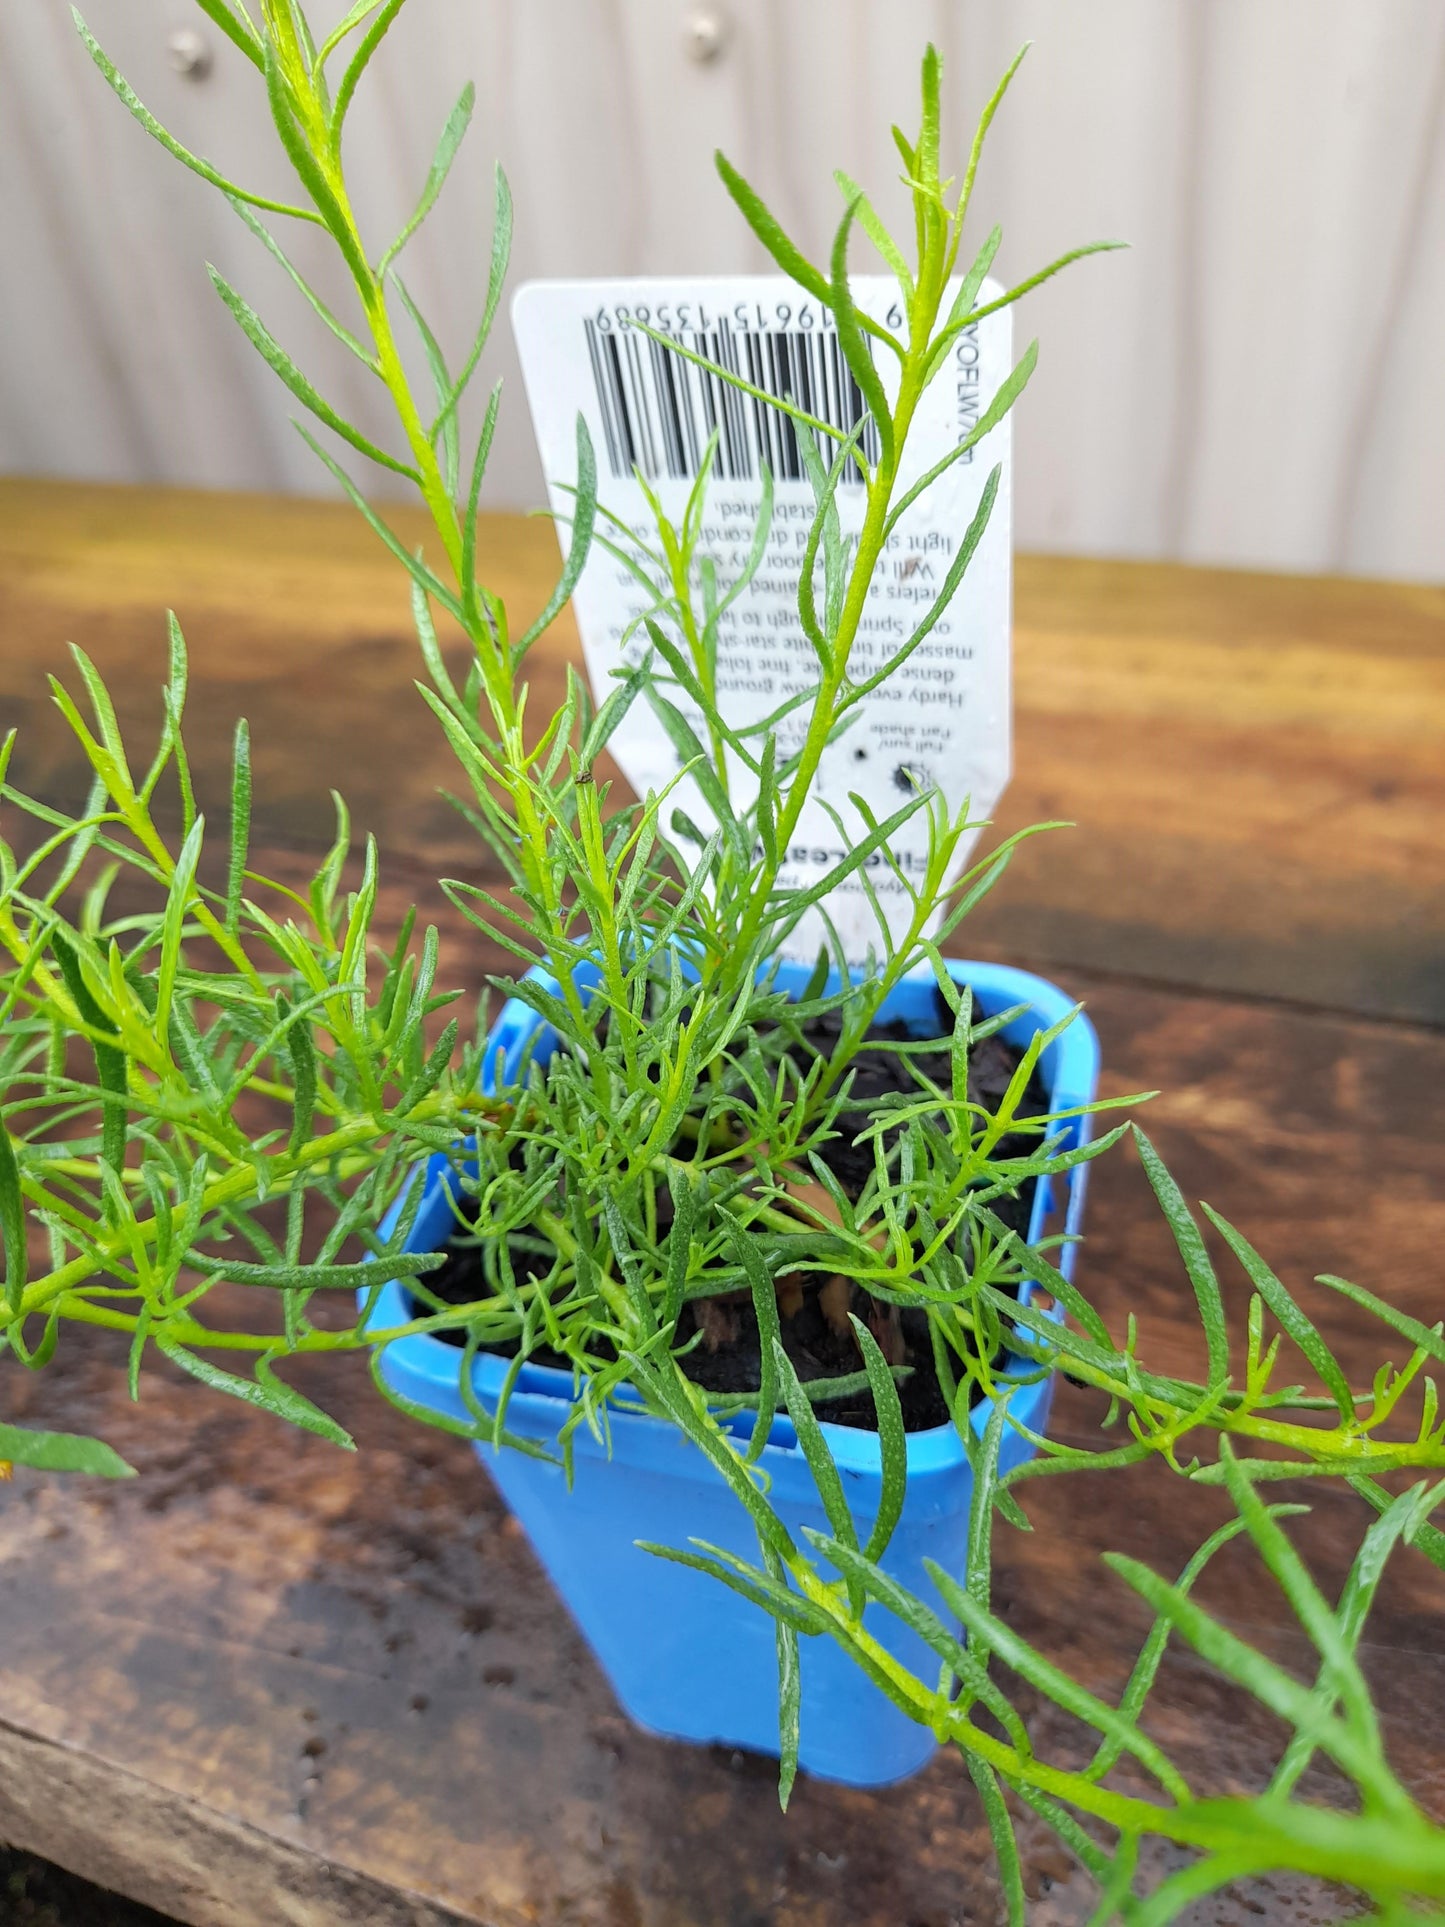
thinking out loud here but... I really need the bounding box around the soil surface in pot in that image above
[418,989,1050,1434]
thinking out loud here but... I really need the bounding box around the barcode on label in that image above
[583,318,880,487]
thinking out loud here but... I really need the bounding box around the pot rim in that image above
[364,955,1099,1480]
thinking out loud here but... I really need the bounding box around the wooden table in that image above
[1,479,1442,1926]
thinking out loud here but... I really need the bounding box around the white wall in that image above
[2,0,1442,580]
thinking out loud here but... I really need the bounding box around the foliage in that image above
[1,630,502,1450]
[52,0,1124,1457]
[634,1159,1445,1918]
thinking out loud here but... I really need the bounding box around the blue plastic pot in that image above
[366,957,1099,1786]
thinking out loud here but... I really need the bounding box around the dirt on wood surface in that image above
[423,989,1050,1432]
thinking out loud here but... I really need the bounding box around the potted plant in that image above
[58,2,1133,1786]
[2,5,1440,1914]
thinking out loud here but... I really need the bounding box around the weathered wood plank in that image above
[2,480,1441,1021]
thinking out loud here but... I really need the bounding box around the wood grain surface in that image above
[0,479,1442,1925]
[4,480,1442,1022]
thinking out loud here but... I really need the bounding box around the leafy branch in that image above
[1,629,504,1449]
[636,1194,1445,1919]
[66,0,1125,1463]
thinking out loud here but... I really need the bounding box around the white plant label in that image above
[512,275,1013,964]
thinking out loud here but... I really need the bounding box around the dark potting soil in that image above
[417,987,1049,1434]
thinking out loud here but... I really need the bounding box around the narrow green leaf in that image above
[795,425,858,663]
[768,1541,802,1809]
[433,165,513,447]
[644,679,743,856]
[806,1529,1032,1750]
[774,1338,860,1573]
[0,1422,135,1479]
[260,37,375,290]
[715,151,831,303]
[192,1250,442,1291]
[886,339,1036,538]
[0,1120,27,1313]
[849,1313,907,1560]
[730,1221,781,1464]
[771,792,924,922]
[627,1353,797,1558]
[74,11,322,225]
[392,275,460,495]
[1101,1553,1367,1791]
[1134,1127,1229,1390]
[160,1341,355,1448]
[829,200,893,465]
[514,417,596,659]
[53,931,127,1173]
[1316,1273,1445,1370]
[1086,1507,1304,1783]
[932,1562,1194,1801]
[629,321,854,450]
[834,168,911,293]
[378,83,474,274]
[639,1540,827,1635]
[918,43,942,186]
[396,1018,457,1114]
[1351,1475,1445,1575]
[226,719,252,935]
[296,426,465,623]
[127,1305,152,1402]
[1271,1483,1441,1799]
[600,1191,656,1336]
[283,1001,317,1154]
[941,224,1002,337]
[317,0,384,66]
[1219,1443,1383,1752]
[965,1390,1013,1618]
[208,268,418,477]
[967,1757,1026,1927]
[460,379,504,610]
[155,815,204,1041]
[227,197,377,367]
[192,0,265,70]
[1200,1204,1355,1420]
[66,645,130,788]
[580,667,646,768]
[956,44,1029,232]
[852,466,1000,705]
[160,612,197,833]
[968,242,1128,329]
[332,0,406,132]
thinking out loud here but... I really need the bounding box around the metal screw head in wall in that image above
[166,28,212,78]
[683,9,729,63]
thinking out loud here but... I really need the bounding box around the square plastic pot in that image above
[365,957,1099,1787]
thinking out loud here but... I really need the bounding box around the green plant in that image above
[28,1,1125,1466]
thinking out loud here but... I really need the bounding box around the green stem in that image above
[10,1094,480,1321]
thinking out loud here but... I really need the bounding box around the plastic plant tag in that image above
[513,275,1013,963]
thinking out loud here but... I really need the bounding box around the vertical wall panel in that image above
[1,0,1441,580]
